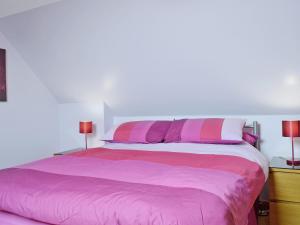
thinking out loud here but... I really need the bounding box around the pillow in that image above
[103,120,172,143]
[243,132,259,146]
[164,119,187,143]
[165,118,246,144]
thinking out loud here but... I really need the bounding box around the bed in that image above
[0,121,268,225]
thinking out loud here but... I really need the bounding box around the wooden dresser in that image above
[269,157,300,225]
[258,215,269,225]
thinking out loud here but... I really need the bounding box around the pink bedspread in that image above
[0,147,265,225]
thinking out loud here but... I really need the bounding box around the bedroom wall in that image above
[0,32,59,169]
[58,102,114,151]
[0,0,299,116]
[59,102,104,150]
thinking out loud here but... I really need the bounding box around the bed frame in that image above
[244,121,260,150]
[245,121,264,220]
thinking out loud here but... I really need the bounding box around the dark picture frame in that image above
[0,48,7,102]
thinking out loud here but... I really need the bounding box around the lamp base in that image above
[286,159,300,166]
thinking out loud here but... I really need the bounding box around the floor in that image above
[258,216,269,225]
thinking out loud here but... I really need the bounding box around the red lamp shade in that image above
[282,121,300,137]
[79,121,93,134]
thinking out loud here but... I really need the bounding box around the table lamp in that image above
[79,121,93,150]
[282,120,300,166]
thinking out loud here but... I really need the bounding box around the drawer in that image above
[270,201,300,225]
[269,171,300,202]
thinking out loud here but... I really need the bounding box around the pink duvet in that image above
[0,147,265,225]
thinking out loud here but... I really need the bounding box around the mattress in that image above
[0,142,268,225]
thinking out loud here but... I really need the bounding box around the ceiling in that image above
[0,0,61,18]
[0,0,299,116]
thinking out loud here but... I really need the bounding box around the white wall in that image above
[0,0,299,116]
[114,114,300,161]
[59,102,104,150]
[0,32,58,169]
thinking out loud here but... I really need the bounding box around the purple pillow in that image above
[164,119,187,143]
[243,132,259,146]
[146,121,172,143]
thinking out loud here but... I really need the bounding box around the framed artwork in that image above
[0,48,6,102]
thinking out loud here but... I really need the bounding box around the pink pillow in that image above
[165,118,245,144]
[105,120,171,143]
[164,119,186,143]
[243,132,259,146]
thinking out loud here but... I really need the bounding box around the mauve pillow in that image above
[243,132,259,146]
[165,118,246,144]
[164,119,187,143]
[104,120,171,143]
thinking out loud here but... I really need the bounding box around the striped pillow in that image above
[165,118,246,144]
[105,120,172,143]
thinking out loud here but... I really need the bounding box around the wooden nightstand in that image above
[269,157,300,225]
[53,148,84,156]
[258,215,269,225]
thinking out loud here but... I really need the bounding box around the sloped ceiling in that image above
[0,0,61,18]
[0,0,299,116]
